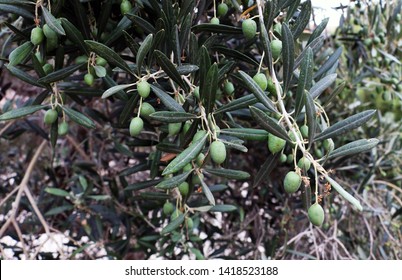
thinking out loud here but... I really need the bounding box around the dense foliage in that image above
[0,0,400,259]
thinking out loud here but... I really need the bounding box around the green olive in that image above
[210,140,226,164]
[31,27,44,45]
[129,117,144,137]
[284,171,301,193]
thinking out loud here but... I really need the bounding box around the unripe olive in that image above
[120,0,132,14]
[242,19,257,40]
[43,109,58,125]
[286,154,294,164]
[168,122,182,136]
[43,24,57,39]
[163,201,175,215]
[129,117,143,137]
[75,55,88,64]
[31,27,44,45]
[193,130,207,142]
[43,63,54,75]
[196,152,205,166]
[323,138,334,152]
[178,181,190,197]
[283,171,301,193]
[297,156,311,171]
[268,133,286,154]
[58,121,69,136]
[280,153,287,163]
[271,39,282,60]
[210,17,220,24]
[267,79,276,95]
[223,81,235,96]
[193,86,200,100]
[300,125,309,138]
[96,57,107,67]
[186,217,194,229]
[182,121,191,135]
[210,140,226,164]
[46,37,58,52]
[84,73,94,86]
[308,203,325,227]
[140,102,155,117]
[183,163,193,172]
[217,3,229,17]
[253,73,268,91]
[137,80,151,98]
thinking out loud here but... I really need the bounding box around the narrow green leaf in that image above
[38,63,86,84]
[125,13,156,34]
[204,168,250,180]
[253,153,281,187]
[305,91,316,148]
[162,133,208,175]
[294,36,324,69]
[214,94,257,114]
[61,106,96,129]
[154,50,189,92]
[307,17,329,45]
[123,31,140,56]
[220,128,268,141]
[295,48,313,117]
[136,33,153,75]
[260,24,272,75]
[239,71,277,113]
[0,105,47,121]
[291,0,311,39]
[8,41,34,66]
[85,40,133,74]
[212,46,259,67]
[323,81,346,107]
[315,110,376,141]
[119,95,139,125]
[328,138,379,159]
[125,179,162,191]
[286,0,301,22]
[102,84,133,99]
[210,204,237,212]
[219,138,248,152]
[104,16,132,46]
[60,18,88,55]
[191,23,243,34]
[314,47,342,79]
[7,65,44,87]
[31,52,46,78]
[161,214,185,235]
[155,171,192,189]
[202,63,218,115]
[200,179,215,206]
[0,4,34,19]
[281,23,294,93]
[324,175,363,211]
[41,5,65,35]
[249,106,291,142]
[310,73,337,99]
[199,46,211,96]
[45,205,74,216]
[150,85,184,112]
[45,187,70,197]
[176,64,199,75]
[103,75,128,101]
[150,111,197,123]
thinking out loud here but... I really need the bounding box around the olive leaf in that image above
[204,168,250,180]
[8,41,34,67]
[155,171,192,189]
[220,128,268,141]
[160,214,185,235]
[314,110,376,141]
[61,106,96,129]
[210,204,237,212]
[150,85,184,112]
[324,175,363,211]
[150,111,197,123]
[41,5,65,35]
[250,106,291,142]
[0,105,48,121]
[162,133,208,175]
[328,138,379,159]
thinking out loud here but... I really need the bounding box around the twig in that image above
[65,135,91,161]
